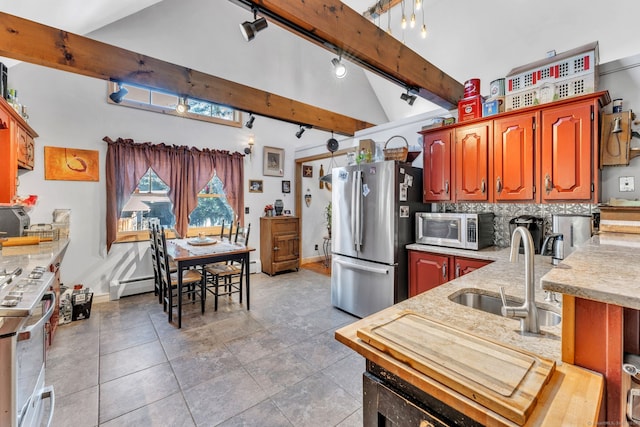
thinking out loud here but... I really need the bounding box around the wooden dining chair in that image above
[156,225,205,324]
[149,220,177,304]
[205,223,250,311]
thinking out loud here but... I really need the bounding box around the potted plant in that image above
[324,202,332,238]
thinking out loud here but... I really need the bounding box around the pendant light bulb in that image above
[415,0,422,11]
[410,13,416,28]
[421,24,427,38]
[401,14,407,29]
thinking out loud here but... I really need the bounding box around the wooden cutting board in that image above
[357,311,555,425]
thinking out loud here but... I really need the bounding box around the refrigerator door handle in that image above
[356,169,363,251]
[334,259,389,275]
[350,170,358,250]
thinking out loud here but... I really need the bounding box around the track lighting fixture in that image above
[296,125,311,139]
[239,9,268,42]
[245,113,255,129]
[176,97,189,114]
[331,56,347,79]
[400,90,417,106]
[109,83,128,104]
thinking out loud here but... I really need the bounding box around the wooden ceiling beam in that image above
[232,0,464,109]
[0,12,374,136]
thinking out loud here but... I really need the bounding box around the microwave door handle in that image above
[17,292,56,342]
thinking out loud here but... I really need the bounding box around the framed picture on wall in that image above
[282,180,291,193]
[263,146,284,177]
[44,146,100,181]
[249,179,263,193]
[303,165,313,178]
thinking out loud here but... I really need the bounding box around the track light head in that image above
[295,126,306,139]
[239,16,268,42]
[400,91,417,106]
[331,57,347,79]
[176,97,190,114]
[245,114,255,129]
[109,84,128,104]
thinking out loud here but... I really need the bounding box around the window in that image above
[117,169,234,240]
[107,82,242,127]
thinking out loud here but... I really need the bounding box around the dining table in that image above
[166,237,254,328]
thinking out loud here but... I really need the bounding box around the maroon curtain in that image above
[104,137,244,252]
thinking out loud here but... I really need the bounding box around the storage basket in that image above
[383,136,409,162]
[24,223,60,241]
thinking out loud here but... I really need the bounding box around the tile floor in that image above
[46,268,364,426]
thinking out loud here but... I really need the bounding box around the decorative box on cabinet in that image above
[0,96,38,203]
[260,216,300,276]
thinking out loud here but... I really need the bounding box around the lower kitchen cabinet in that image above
[409,250,492,297]
[260,216,300,276]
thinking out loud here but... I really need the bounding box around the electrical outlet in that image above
[314,244,319,251]
[620,176,635,192]
[245,207,250,214]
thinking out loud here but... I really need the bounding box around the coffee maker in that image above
[509,215,545,254]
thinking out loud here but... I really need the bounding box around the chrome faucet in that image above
[500,226,540,334]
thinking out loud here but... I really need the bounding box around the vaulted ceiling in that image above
[2,0,640,128]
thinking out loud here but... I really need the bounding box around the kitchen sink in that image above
[450,291,561,327]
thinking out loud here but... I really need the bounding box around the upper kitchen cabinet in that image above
[0,97,38,203]
[421,129,453,202]
[455,123,491,202]
[493,113,536,202]
[540,98,599,202]
[420,91,609,204]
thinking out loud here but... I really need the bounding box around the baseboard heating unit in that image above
[110,276,155,301]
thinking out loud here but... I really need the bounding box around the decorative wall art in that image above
[303,165,313,178]
[44,146,99,181]
[263,146,284,177]
[282,180,291,193]
[249,179,263,193]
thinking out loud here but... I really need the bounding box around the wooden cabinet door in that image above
[0,117,17,203]
[455,123,491,202]
[273,231,299,264]
[493,113,536,202]
[16,125,34,170]
[541,102,593,201]
[409,251,451,297]
[454,257,491,278]
[422,130,453,202]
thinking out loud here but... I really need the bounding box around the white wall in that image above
[6,0,388,296]
[599,53,640,202]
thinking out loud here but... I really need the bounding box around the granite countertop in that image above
[404,243,561,360]
[0,239,70,272]
[541,232,640,310]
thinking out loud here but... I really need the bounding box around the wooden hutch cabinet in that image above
[420,91,609,204]
[0,97,37,203]
[260,216,300,276]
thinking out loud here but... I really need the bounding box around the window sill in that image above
[114,226,227,244]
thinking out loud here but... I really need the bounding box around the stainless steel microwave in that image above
[415,212,495,250]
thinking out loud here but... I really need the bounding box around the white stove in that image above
[0,266,56,427]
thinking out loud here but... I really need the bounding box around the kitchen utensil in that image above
[541,233,564,265]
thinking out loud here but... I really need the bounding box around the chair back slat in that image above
[156,225,172,292]
[236,223,251,246]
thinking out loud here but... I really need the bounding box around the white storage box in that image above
[504,41,599,111]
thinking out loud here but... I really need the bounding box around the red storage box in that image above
[458,95,483,122]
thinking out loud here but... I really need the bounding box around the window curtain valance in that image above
[104,136,244,252]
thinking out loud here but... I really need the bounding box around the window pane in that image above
[122,84,150,104]
[119,169,175,231]
[189,176,234,227]
[152,91,179,109]
[188,99,212,116]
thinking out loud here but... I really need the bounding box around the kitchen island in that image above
[336,243,604,425]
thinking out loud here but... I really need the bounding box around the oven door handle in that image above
[17,292,56,342]
[40,385,55,427]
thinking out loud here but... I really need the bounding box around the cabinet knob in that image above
[496,176,502,194]
[444,180,449,195]
[442,263,447,279]
[481,178,486,194]
[273,246,279,251]
[455,263,461,278]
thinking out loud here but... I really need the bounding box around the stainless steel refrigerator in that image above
[331,160,424,318]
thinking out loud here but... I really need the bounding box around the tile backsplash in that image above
[436,202,599,248]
